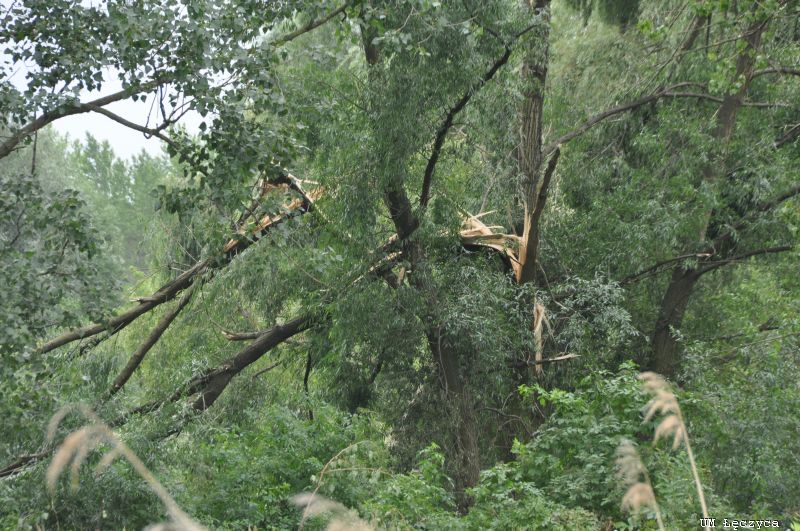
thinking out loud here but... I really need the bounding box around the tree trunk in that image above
[360,5,482,499]
[650,16,768,377]
[516,1,551,284]
[427,328,480,509]
[651,268,700,378]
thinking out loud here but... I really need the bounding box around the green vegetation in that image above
[1,0,798,529]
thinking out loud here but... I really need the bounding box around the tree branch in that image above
[1,2,348,161]
[189,316,312,410]
[775,122,800,148]
[751,66,800,78]
[36,259,209,355]
[720,182,800,239]
[106,285,196,398]
[84,104,180,152]
[36,178,319,355]
[697,245,793,275]
[620,253,712,286]
[0,78,164,160]
[542,82,784,156]
[269,2,349,47]
[419,45,512,208]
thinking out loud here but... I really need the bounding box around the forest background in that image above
[1,0,799,529]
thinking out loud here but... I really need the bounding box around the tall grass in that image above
[617,371,710,531]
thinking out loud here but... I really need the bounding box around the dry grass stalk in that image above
[291,493,372,531]
[298,441,368,530]
[616,439,665,531]
[46,404,205,531]
[638,372,710,530]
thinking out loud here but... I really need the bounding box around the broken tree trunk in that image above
[516,0,552,285]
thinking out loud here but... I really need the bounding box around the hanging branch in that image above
[105,285,196,398]
[36,259,209,355]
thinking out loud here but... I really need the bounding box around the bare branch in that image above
[84,104,180,152]
[698,245,793,274]
[508,353,580,368]
[222,329,265,341]
[251,360,283,380]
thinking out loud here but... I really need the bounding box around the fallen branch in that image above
[106,285,196,397]
[36,177,320,355]
[189,316,313,410]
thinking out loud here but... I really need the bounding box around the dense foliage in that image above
[1,0,799,529]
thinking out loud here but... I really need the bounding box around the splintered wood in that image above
[459,212,522,280]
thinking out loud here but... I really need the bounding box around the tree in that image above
[1,0,798,522]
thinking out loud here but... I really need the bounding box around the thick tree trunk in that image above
[516,1,552,284]
[427,329,480,509]
[651,268,701,378]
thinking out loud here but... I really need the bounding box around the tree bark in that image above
[427,328,480,509]
[516,0,552,284]
[651,268,701,378]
